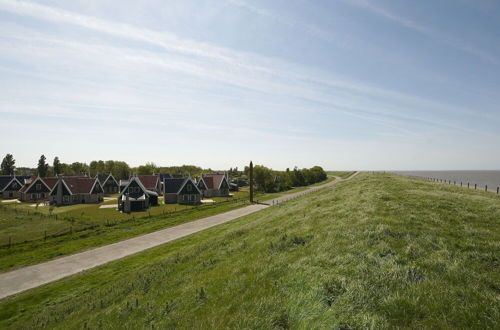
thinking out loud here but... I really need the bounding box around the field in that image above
[0,182,328,272]
[1,172,498,329]
[0,190,248,246]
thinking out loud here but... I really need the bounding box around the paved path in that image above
[0,172,358,300]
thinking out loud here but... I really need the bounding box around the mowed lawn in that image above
[0,190,250,246]
[1,173,499,329]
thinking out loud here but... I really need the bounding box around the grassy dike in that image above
[1,173,499,329]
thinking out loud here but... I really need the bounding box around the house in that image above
[156,173,172,192]
[198,173,230,197]
[229,182,239,192]
[51,177,104,206]
[19,176,58,202]
[95,173,119,195]
[164,177,201,205]
[119,179,129,193]
[137,175,162,194]
[0,175,27,199]
[118,176,159,213]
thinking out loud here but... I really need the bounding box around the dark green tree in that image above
[37,154,49,177]
[53,157,61,175]
[1,154,15,175]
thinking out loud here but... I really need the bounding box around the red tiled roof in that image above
[61,177,97,194]
[138,175,159,190]
[43,178,59,190]
[202,173,226,189]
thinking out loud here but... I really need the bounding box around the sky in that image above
[0,0,499,171]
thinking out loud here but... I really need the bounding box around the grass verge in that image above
[0,173,498,328]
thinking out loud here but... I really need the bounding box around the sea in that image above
[392,171,500,191]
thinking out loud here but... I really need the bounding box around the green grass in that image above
[0,191,251,246]
[327,171,356,179]
[1,172,498,329]
[0,186,320,272]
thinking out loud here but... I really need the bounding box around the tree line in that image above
[0,154,221,180]
[243,165,327,193]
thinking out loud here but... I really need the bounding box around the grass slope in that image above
[1,173,498,329]
[327,171,356,179]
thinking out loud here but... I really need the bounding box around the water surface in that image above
[392,171,500,191]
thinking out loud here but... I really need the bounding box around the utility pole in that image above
[249,161,254,203]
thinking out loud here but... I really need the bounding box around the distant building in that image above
[19,176,58,202]
[95,173,119,194]
[164,177,201,205]
[51,177,104,205]
[198,173,230,197]
[118,177,159,212]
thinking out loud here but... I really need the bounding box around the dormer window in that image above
[36,184,41,190]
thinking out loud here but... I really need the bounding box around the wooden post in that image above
[474,184,477,190]
[249,161,254,204]
[468,183,469,188]
[497,187,499,194]
[485,185,487,192]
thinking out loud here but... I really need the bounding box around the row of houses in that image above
[0,172,234,211]
[118,173,232,212]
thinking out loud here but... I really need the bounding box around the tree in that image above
[1,154,15,175]
[136,162,157,175]
[70,162,89,175]
[37,154,49,177]
[53,157,61,175]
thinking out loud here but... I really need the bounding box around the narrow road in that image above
[0,172,358,300]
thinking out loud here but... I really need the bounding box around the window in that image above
[63,195,70,203]
[36,184,41,191]
[187,184,192,192]
[12,182,17,189]
[40,193,45,198]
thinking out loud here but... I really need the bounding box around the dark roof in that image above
[163,178,187,194]
[59,173,89,177]
[0,176,15,190]
[15,176,32,184]
[157,173,173,182]
[61,177,98,194]
[138,175,159,190]
[96,173,110,185]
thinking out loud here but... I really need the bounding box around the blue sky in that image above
[0,0,499,170]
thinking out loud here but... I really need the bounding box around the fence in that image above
[408,176,499,194]
[0,197,246,249]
